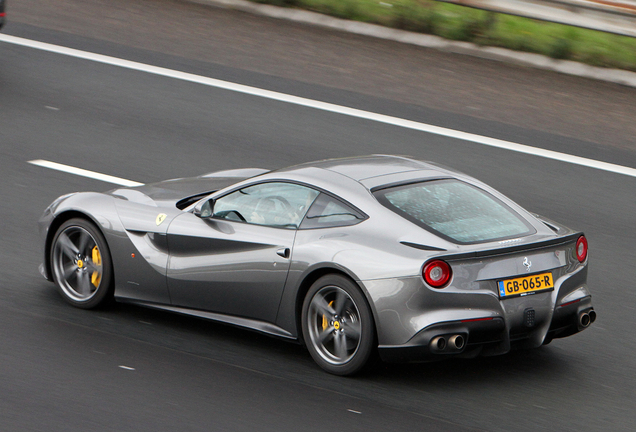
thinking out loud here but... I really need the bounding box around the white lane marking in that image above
[347,409,362,414]
[118,365,136,371]
[28,159,143,187]
[3,34,636,178]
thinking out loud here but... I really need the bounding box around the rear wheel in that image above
[301,275,376,376]
[50,218,113,309]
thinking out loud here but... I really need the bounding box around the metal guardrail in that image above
[438,0,636,37]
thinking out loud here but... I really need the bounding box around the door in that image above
[166,181,319,323]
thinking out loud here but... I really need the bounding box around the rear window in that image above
[374,179,534,244]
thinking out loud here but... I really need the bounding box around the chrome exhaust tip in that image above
[449,334,465,350]
[579,312,591,328]
[430,336,447,351]
[588,309,597,324]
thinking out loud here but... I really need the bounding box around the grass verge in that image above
[251,0,636,72]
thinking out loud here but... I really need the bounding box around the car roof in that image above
[304,155,428,179]
[287,155,429,179]
[274,155,462,189]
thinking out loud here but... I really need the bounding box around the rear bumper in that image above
[378,316,505,363]
[378,296,595,363]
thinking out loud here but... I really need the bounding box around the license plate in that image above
[498,272,554,298]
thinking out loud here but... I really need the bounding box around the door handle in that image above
[276,248,290,259]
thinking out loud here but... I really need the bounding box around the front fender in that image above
[39,192,121,280]
[39,192,172,304]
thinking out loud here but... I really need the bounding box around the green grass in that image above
[251,0,636,71]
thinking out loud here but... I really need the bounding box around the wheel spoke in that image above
[62,262,77,279]
[333,333,347,359]
[77,271,92,296]
[84,260,101,273]
[77,229,91,255]
[318,327,335,344]
[57,232,79,259]
[333,290,348,316]
[312,295,336,317]
[343,320,361,340]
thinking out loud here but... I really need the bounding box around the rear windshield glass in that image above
[374,179,534,244]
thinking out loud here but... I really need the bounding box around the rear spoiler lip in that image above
[439,232,582,261]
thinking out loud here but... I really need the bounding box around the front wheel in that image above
[301,275,376,376]
[50,218,114,309]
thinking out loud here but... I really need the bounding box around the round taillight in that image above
[423,259,452,288]
[576,235,588,263]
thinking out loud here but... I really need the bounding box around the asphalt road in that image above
[1,1,636,431]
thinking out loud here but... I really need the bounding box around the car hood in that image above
[107,168,269,207]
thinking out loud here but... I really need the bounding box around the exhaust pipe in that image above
[448,334,465,350]
[579,312,591,328]
[588,309,597,324]
[430,336,447,351]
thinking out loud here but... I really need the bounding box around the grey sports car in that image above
[39,155,595,375]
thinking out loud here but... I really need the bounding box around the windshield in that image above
[374,179,534,244]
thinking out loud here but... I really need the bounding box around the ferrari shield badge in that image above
[156,213,167,226]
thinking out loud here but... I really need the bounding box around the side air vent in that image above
[400,241,446,252]
[542,221,560,233]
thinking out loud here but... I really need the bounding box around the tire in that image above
[301,275,376,376]
[50,218,114,309]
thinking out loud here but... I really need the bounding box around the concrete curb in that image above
[189,0,636,88]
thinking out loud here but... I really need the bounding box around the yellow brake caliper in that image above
[91,246,102,288]
[322,300,334,331]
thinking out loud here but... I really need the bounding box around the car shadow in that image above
[114,300,573,387]
[36,282,577,387]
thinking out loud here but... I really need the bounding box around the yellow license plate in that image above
[498,272,554,298]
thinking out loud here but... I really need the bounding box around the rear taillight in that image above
[576,235,588,263]
[423,259,452,288]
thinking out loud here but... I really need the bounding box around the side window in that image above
[212,182,319,229]
[300,193,366,229]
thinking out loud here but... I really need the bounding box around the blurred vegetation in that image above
[251,0,636,71]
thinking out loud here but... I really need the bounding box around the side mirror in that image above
[194,199,214,218]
